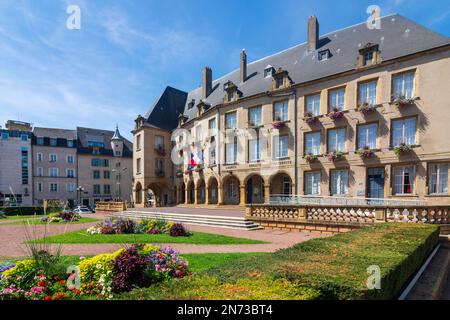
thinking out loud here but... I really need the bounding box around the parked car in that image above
[87,205,96,213]
[74,206,94,214]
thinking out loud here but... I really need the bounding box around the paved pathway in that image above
[0,210,326,259]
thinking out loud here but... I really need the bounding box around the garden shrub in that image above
[113,218,136,234]
[2,260,36,279]
[169,223,189,237]
[78,249,124,293]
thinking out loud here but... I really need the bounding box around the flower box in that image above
[304,153,318,163]
[394,143,412,157]
[176,170,183,178]
[392,95,416,107]
[327,151,345,162]
[356,147,375,159]
[304,113,318,126]
[327,108,344,121]
[357,103,377,116]
[272,121,285,129]
[154,147,166,157]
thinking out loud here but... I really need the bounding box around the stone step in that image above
[113,211,262,231]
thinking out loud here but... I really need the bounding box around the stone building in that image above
[77,126,133,206]
[32,127,78,206]
[0,121,33,205]
[130,14,448,207]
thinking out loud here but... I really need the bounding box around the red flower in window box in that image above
[272,121,285,129]
[328,108,344,121]
[304,112,318,126]
[357,102,377,116]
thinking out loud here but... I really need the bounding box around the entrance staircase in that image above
[113,210,262,230]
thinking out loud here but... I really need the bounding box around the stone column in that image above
[239,184,246,206]
[291,183,296,196]
[205,185,210,205]
[264,184,270,204]
[185,187,190,205]
[218,186,224,205]
[194,187,199,205]
[142,189,147,207]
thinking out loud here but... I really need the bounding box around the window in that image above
[67,169,75,178]
[264,66,274,78]
[225,139,238,164]
[49,138,57,147]
[282,177,292,195]
[37,167,43,177]
[331,170,349,195]
[136,134,141,150]
[358,123,378,149]
[155,159,164,175]
[329,88,345,112]
[304,132,321,155]
[248,139,261,162]
[1,132,9,140]
[49,168,58,177]
[21,134,28,141]
[38,183,42,193]
[429,164,449,195]
[358,80,377,105]
[195,126,202,142]
[228,179,238,198]
[49,154,57,163]
[136,158,141,174]
[155,135,164,150]
[91,159,109,167]
[104,171,110,179]
[208,118,216,133]
[67,140,74,148]
[104,185,111,195]
[363,51,374,66]
[306,95,321,116]
[227,91,234,102]
[37,153,43,162]
[305,172,321,195]
[93,185,101,195]
[274,101,288,122]
[273,135,289,159]
[393,72,415,99]
[392,117,416,147]
[93,170,100,179]
[50,183,58,192]
[225,112,237,129]
[21,149,28,185]
[67,155,74,164]
[393,166,415,195]
[327,128,346,152]
[88,141,105,148]
[67,183,76,193]
[275,77,284,89]
[248,106,262,127]
[318,50,330,61]
[36,137,44,145]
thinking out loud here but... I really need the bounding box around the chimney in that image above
[202,66,212,99]
[307,15,319,51]
[240,49,247,83]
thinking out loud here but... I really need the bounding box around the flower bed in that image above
[0,244,190,300]
[87,218,191,238]
[41,211,81,223]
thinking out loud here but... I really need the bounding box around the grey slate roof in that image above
[76,126,133,157]
[33,127,77,140]
[144,14,450,130]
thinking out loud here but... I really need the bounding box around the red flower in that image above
[59,280,66,285]
[53,276,59,281]
[97,293,104,298]
[54,293,65,300]
[73,289,81,295]
[44,296,52,301]
[39,281,46,287]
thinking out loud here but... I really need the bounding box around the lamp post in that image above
[112,167,127,201]
[76,186,84,205]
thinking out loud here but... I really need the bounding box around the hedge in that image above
[0,206,60,216]
[119,223,439,300]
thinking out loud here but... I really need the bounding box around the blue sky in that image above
[0,0,448,140]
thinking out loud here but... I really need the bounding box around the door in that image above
[367,168,385,200]
[246,179,253,204]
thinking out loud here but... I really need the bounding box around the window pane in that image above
[306,95,321,116]
[328,128,345,152]
[359,81,377,105]
[394,166,415,195]
[274,101,288,121]
[358,124,377,149]
[249,107,262,126]
[226,113,237,129]
[249,139,261,162]
[305,172,321,195]
[392,118,416,146]
[305,132,321,155]
[329,89,345,111]
[331,170,349,195]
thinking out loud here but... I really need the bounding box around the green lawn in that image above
[0,215,45,221]
[33,230,266,245]
[182,252,267,273]
[8,217,98,225]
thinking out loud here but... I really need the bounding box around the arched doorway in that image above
[147,183,169,207]
[188,181,195,204]
[270,172,293,197]
[208,177,218,204]
[197,180,206,204]
[245,175,265,204]
[180,182,186,204]
[135,182,142,205]
[223,175,240,205]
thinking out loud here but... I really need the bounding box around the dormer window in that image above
[178,113,188,127]
[196,100,210,116]
[271,68,292,91]
[188,99,195,109]
[264,65,274,78]
[318,49,330,61]
[358,43,380,68]
[223,80,242,104]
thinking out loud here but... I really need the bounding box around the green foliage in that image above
[2,260,36,279]
[78,249,124,293]
[0,206,59,216]
[120,223,439,300]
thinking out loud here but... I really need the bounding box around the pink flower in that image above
[16,276,23,281]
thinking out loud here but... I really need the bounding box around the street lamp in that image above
[112,167,127,201]
[76,186,84,206]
